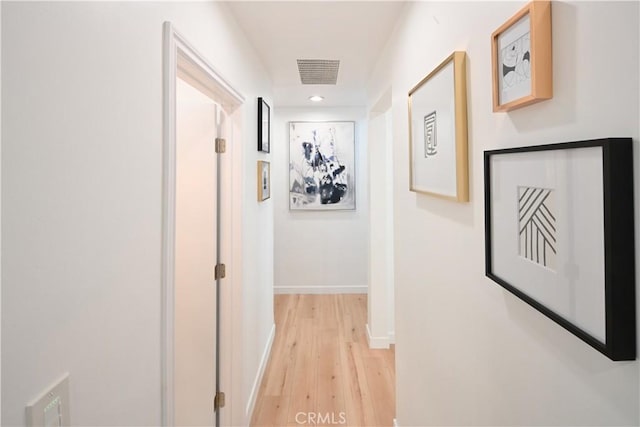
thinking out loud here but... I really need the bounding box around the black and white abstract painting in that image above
[424,111,437,157]
[518,186,556,269]
[289,121,355,210]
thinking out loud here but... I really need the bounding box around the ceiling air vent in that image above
[297,59,340,85]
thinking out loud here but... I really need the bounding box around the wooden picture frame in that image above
[258,97,270,152]
[408,51,469,202]
[484,138,636,361]
[257,160,270,201]
[491,0,552,112]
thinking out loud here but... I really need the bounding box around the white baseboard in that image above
[366,323,391,349]
[389,331,396,345]
[245,323,276,420]
[393,418,399,427]
[274,285,367,295]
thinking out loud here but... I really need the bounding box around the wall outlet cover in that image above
[25,373,70,427]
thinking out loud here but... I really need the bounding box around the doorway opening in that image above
[162,22,245,427]
[251,92,397,426]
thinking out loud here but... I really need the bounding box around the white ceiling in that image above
[226,1,406,107]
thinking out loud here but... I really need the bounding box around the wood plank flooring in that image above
[251,294,395,427]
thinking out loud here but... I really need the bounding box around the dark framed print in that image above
[258,97,270,152]
[484,138,636,361]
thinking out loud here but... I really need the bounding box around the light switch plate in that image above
[26,374,70,427]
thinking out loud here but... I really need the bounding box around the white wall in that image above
[367,1,640,425]
[274,107,368,294]
[2,2,273,425]
[243,91,275,419]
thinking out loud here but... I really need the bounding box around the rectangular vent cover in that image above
[297,59,340,85]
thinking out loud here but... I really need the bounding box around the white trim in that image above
[0,2,3,420]
[162,21,244,427]
[274,285,367,295]
[393,418,399,427]
[227,112,245,427]
[172,27,244,108]
[245,323,276,420]
[161,22,177,427]
[366,324,391,349]
[388,331,396,345]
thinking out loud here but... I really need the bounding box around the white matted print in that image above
[489,147,606,342]
[497,14,531,105]
[491,1,552,112]
[257,160,270,201]
[289,121,355,210]
[411,61,456,196]
[486,138,636,361]
[408,51,468,201]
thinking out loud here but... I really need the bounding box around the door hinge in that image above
[215,138,226,153]
[214,391,226,411]
[214,263,226,280]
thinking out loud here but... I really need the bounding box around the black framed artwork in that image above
[258,97,270,153]
[484,138,636,361]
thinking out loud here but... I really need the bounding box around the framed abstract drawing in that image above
[257,160,270,201]
[491,0,552,112]
[484,138,636,361]
[408,51,469,202]
[289,121,355,210]
[258,97,270,152]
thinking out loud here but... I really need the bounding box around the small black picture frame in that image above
[484,138,636,361]
[258,97,270,153]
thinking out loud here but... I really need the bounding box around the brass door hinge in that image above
[215,138,226,154]
[214,391,225,411]
[214,263,226,280]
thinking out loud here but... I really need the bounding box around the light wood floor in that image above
[250,294,395,427]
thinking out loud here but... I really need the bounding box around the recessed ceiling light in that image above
[309,95,324,102]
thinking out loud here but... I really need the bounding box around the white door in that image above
[174,77,219,426]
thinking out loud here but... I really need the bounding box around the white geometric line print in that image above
[518,186,556,270]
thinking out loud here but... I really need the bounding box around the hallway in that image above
[251,295,395,426]
[3,2,640,426]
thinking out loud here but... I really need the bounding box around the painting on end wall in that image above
[289,121,356,210]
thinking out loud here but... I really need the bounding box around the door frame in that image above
[162,22,245,426]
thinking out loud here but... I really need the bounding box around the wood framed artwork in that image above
[289,121,356,210]
[258,97,270,152]
[408,51,469,202]
[491,0,552,112]
[257,160,270,201]
[484,138,636,361]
